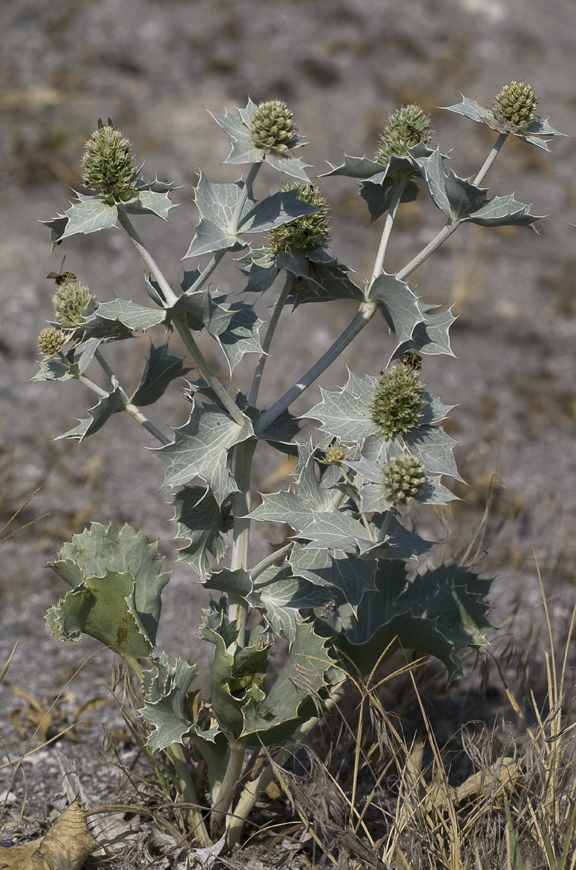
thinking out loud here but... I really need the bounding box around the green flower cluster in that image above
[81,120,138,201]
[493,81,537,129]
[38,327,67,357]
[370,365,424,438]
[53,281,97,328]
[321,442,347,466]
[249,100,298,152]
[267,183,330,255]
[383,454,426,504]
[375,104,433,166]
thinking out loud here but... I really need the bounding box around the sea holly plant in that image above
[35,85,563,848]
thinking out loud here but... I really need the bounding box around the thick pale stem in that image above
[229,163,261,233]
[210,739,247,837]
[188,250,226,294]
[167,744,212,847]
[228,437,258,647]
[251,542,293,581]
[474,132,508,186]
[396,221,457,283]
[226,681,348,846]
[117,210,179,306]
[370,177,408,283]
[256,300,377,433]
[94,350,170,444]
[248,272,294,408]
[116,210,246,427]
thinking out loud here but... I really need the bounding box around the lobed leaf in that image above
[131,342,191,406]
[55,385,125,442]
[172,486,229,578]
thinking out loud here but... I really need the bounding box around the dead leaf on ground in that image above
[0,796,99,869]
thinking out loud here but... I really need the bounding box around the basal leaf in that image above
[289,544,376,607]
[140,653,197,751]
[48,522,170,647]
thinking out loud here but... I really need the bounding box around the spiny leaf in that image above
[289,543,376,607]
[48,522,170,647]
[172,486,229,578]
[140,653,197,751]
[55,386,125,442]
[368,272,425,346]
[119,188,177,221]
[83,298,166,332]
[131,342,191,406]
[249,564,333,642]
[241,621,338,744]
[238,188,319,233]
[155,402,253,504]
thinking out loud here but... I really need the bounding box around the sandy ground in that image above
[1,0,576,860]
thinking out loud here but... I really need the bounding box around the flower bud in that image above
[383,454,426,504]
[322,442,347,465]
[370,365,424,438]
[249,100,298,152]
[267,183,330,255]
[53,281,97,328]
[38,327,67,357]
[375,104,433,166]
[81,120,138,200]
[493,81,537,129]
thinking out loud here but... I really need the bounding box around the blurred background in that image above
[1,0,576,810]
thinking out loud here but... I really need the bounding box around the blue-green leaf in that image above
[140,653,197,751]
[131,342,191,406]
[155,402,253,504]
[62,195,119,238]
[172,486,229,578]
[55,385,125,442]
[368,272,425,346]
[238,188,319,234]
[83,299,166,333]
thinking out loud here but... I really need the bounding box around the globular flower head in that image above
[493,81,538,129]
[53,281,98,328]
[321,441,348,466]
[81,119,138,200]
[267,183,331,255]
[383,454,426,504]
[249,100,298,153]
[376,104,433,166]
[370,365,425,438]
[38,327,68,357]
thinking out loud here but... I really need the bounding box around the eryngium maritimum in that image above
[81,121,138,200]
[376,104,433,165]
[493,81,538,129]
[38,327,67,357]
[53,282,96,328]
[384,454,426,504]
[249,100,298,152]
[370,366,425,439]
[267,183,330,255]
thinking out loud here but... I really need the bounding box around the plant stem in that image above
[226,680,349,847]
[256,300,378,433]
[166,744,212,847]
[229,163,261,233]
[117,210,179,307]
[370,177,408,283]
[116,210,246,427]
[474,132,508,186]
[228,437,258,647]
[396,221,457,283]
[188,250,226,294]
[93,350,171,444]
[248,272,294,407]
[210,738,247,837]
[251,542,293,581]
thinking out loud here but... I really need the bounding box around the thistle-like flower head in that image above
[249,100,298,153]
[53,281,97,328]
[267,183,330,255]
[493,81,538,130]
[383,454,426,504]
[376,104,433,166]
[370,365,425,438]
[38,327,68,358]
[321,442,348,466]
[81,119,138,201]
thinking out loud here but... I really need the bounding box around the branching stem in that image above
[249,272,294,407]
